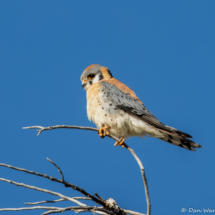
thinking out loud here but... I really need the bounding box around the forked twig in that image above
[0,162,104,207]
[0,124,150,215]
[0,160,145,215]
[47,158,64,182]
[0,177,86,206]
[23,124,151,215]
[23,125,98,136]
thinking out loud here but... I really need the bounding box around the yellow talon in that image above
[114,137,125,147]
[98,126,110,139]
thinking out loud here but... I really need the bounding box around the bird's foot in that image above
[98,126,110,139]
[114,137,125,147]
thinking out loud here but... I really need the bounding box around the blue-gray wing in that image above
[100,81,191,136]
[100,81,155,117]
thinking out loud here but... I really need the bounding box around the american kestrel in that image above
[81,64,202,151]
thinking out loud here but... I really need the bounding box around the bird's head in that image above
[80,64,113,90]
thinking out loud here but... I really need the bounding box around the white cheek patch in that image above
[92,74,100,84]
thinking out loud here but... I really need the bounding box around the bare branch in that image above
[42,207,146,215]
[0,162,102,206]
[74,197,92,200]
[41,206,112,215]
[123,210,146,215]
[0,177,86,207]
[22,125,98,136]
[95,193,105,202]
[0,125,150,215]
[23,125,151,215]
[25,197,91,205]
[0,206,112,214]
[0,164,126,215]
[0,177,111,215]
[0,163,146,215]
[0,206,63,212]
[47,158,64,182]
[25,198,66,205]
[123,145,151,215]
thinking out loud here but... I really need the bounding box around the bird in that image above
[80,64,202,151]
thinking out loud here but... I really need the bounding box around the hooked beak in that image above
[82,82,87,88]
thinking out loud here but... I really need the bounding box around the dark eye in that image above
[87,74,95,79]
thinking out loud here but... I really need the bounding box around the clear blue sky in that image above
[0,1,214,215]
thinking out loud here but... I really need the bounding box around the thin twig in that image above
[0,177,86,207]
[0,177,109,215]
[23,125,151,215]
[24,198,146,215]
[95,193,105,202]
[0,206,112,214]
[41,206,112,215]
[23,125,119,143]
[47,158,64,182]
[22,125,98,136]
[0,164,126,215]
[25,198,66,205]
[123,210,146,215]
[123,144,151,215]
[74,197,92,200]
[0,164,145,215]
[25,197,91,205]
[0,162,103,206]
[0,206,63,212]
